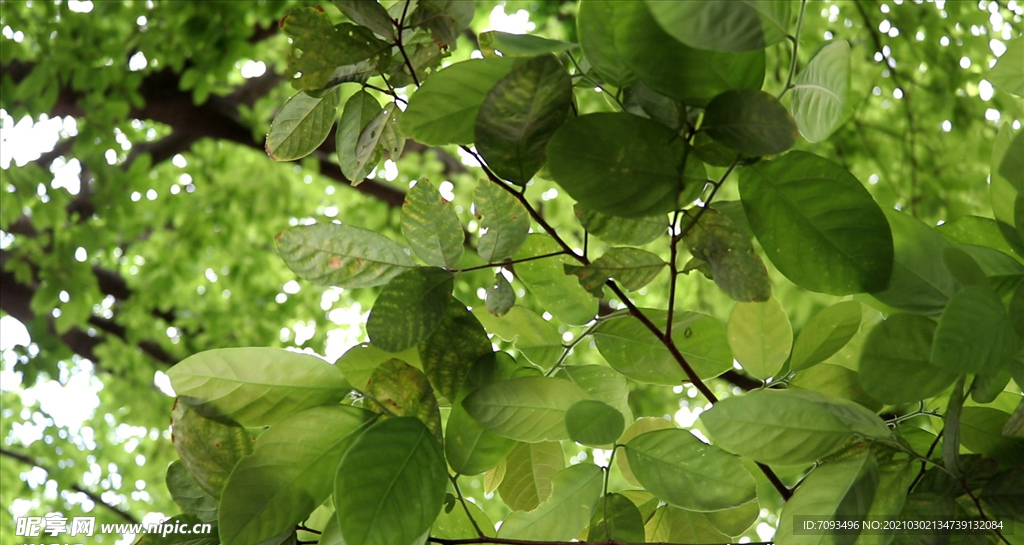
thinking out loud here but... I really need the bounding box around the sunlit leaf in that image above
[616,417,676,487]
[727,297,793,380]
[472,306,562,369]
[790,301,862,371]
[701,389,890,465]
[559,365,632,424]
[625,428,756,511]
[169,348,349,427]
[498,441,564,511]
[336,90,382,183]
[645,506,730,544]
[334,418,447,545]
[790,40,851,142]
[463,376,588,442]
[334,343,421,391]
[266,89,339,162]
[276,223,415,289]
[496,464,604,540]
[513,235,598,325]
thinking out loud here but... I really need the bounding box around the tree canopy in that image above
[1,1,1023,545]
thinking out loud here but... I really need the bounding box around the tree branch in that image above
[0,447,141,525]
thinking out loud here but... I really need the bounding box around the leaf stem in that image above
[450,251,568,273]
[665,210,682,341]
[394,0,422,87]
[778,0,808,100]
[450,474,487,538]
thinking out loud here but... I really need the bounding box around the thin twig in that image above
[451,251,568,273]
[778,0,809,100]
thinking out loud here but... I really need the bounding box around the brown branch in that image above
[0,447,141,525]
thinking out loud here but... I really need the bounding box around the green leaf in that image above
[334,417,447,545]
[431,495,495,539]
[463,376,588,442]
[615,418,676,487]
[625,428,756,511]
[218,406,373,545]
[684,207,772,303]
[932,284,1019,375]
[740,151,894,295]
[645,506,731,544]
[168,348,349,427]
[332,0,394,38]
[594,310,733,384]
[401,57,516,146]
[496,464,604,541]
[987,36,1024,98]
[266,89,340,162]
[614,1,765,107]
[513,235,599,325]
[559,365,633,424]
[401,179,465,268]
[166,461,218,523]
[790,301,862,371]
[276,223,415,289]
[960,406,1024,464]
[644,0,790,52]
[472,306,562,369]
[407,0,474,49]
[576,0,634,87]
[980,467,1024,519]
[859,313,955,404]
[547,113,688,218]
[943,377,966,478]
[485,273,516,316]
[171,401,253,497]
[334,343,421,390]
[790,363,882,412]
[727,297,793,380]
[588,493,646,543]
[564,247,665,297]
[870,210,960,316]
[857,460,917,545]
[702,89,798,157]
[775,452,879,545]
[336,89,381,182]
[999,130,1024,194]
[445,353,518,476]
[498,441,565,511]
[479,31,577,57]
[364,359,442,442]
[704,501,760,538]
[701,389,890,465]
[565,400,624,446]
[790,40,851,142]
[475,55,572,185]
[474,181,530,262]
[366,268,453,353]
[419,299,493,402]
[943,246,990,287]
[574,204,666,246]
[281,9,389,90]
